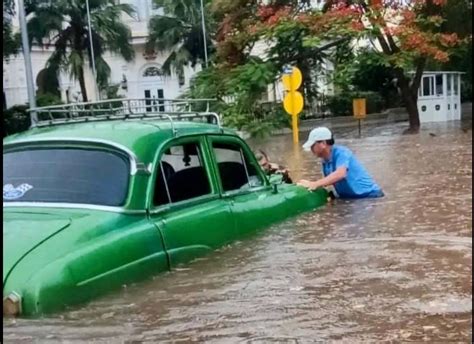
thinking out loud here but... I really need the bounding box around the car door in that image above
[207,135,291,238]
[148,135,236,268]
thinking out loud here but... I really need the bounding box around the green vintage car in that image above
[3,99,327,316]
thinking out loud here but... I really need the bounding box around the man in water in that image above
[255,150,293,184]
[297,127,384,198]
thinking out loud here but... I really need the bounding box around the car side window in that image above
[154,141,211,206]
[212,142,264,192]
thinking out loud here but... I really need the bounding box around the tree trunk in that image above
[78,67,88,102]
[399,82,420,132]
[396,71,421,133]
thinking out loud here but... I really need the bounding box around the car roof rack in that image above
[28,98,222,135]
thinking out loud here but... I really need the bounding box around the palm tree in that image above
[146,0,214,77]
[26,0,135,102]
[3,0,19,58]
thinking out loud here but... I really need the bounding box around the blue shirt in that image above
[321,145,383,199]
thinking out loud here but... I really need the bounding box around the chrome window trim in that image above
[159,161,172,204]
[149,193,220,215]
[3,202,146,214]
[221,185,269,198]
[3,137,151,176]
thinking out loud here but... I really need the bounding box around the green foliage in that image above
[264,19,337,109]
[350,49,403,108]
[104,84,125,109]
[3,23,19,59]
[265,20,313,68]
[241,120,279,139]
[184,58,286,137]
[3,105,30,137]
[441,0,472,38]
[27,0,135,101]
[221,102,288,138]
[327,47,405,108]
[103,84,122,100]
[187,66,227,100]
[3,0,19,58]
[3,0,14,18]
[331,39,354,65]
[147,0,214,76]
[226,57,277,101]
[422,0,472,101]
[185,58,277,103]
[36,93,63,107]
[220,58,278,136]
[461,81,472,102]
[326,91,385,117]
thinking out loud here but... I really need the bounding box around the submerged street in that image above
[3,119,472,342]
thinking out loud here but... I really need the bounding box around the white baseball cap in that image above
[302,127,333,151]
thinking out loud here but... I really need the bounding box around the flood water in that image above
[3,120,472,343]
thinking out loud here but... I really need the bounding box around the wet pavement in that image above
[3,119,472,343]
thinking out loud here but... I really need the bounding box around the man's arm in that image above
[297,166,347,190]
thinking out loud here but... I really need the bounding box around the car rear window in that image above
[3,148,130,206]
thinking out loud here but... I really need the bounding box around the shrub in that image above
[326,91,385,116]
[36,93,63,107]
[3,105,30,137]
[221,100,291,138]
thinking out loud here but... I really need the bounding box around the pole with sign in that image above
[282,66,304,144]
[352,98,366,137]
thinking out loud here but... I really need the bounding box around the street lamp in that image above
[17,0,37,125]
[85,0,100,100]
[199,0,208,67]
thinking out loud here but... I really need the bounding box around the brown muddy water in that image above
[3,120,472,343]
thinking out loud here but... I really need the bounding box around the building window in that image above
[420,76,437,97]
[178,72,185,87]
[435,75,443,96]
[447,75,452,96]
[143,89,165,112]
[453,75,459,95]
[422,76,431,96]
[143,66,164,77]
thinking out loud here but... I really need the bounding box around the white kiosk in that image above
[417,71,462,123]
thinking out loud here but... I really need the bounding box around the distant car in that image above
[3,99,327,316]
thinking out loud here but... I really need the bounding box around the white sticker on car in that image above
[3,183,33,200]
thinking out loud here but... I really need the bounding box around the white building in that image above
[417,71,463,122]
[4,0,337,110]
[3,0,201,108]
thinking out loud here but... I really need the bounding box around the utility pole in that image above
[199,0,208,67]
[18,0,37,125]
[86,0,100,100]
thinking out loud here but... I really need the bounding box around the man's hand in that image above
[297,179,321,191]
[297,167,347,192]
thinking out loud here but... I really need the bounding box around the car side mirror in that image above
[268,174,284,193]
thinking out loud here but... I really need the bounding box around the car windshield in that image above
[3,147,130,206]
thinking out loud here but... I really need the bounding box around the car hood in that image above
[3,211,72,285]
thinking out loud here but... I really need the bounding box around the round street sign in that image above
[282,66,302,91]
[283,91,304,116]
